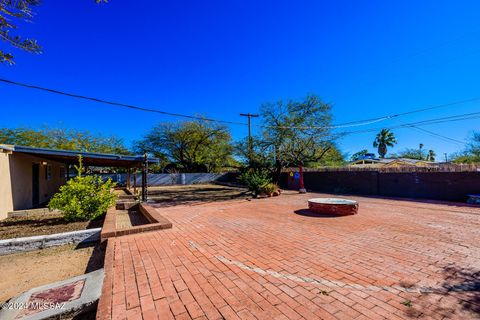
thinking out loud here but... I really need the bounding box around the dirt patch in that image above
[0,212,104,240]
[0,242,105,303]
[147,184,250,207]
[116,209,150,229]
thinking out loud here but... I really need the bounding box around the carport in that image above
[0,144,158,219]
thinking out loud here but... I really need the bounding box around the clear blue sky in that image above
[1,0,480,159]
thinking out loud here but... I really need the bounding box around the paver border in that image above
[100,204,172,241]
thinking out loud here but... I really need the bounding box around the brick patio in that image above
[96,193,480,319]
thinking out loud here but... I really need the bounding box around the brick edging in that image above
[100,207,117,241]
[96,239,114,320]
[100,204,172,241]
[139,203,173,226]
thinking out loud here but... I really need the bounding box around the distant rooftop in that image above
[350,156,435,166]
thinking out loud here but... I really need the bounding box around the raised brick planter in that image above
[308,198,359,216]
[100,203,172,241]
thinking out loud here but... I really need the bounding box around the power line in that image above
[257,116,392,129]
[0,78,248,127]
[0,77,479,133]
[341,111,480,138]
[256,97,480,129]
[393,119,465,146]
[387,111,480,128]
[0,77,386,129]
[404,126,465,145]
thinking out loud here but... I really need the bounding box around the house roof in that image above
[379,158,432,164]
[0,144,159,168]
[350,157,434,166]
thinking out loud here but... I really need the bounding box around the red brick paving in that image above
[97,193,480,319]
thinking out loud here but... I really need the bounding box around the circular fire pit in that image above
[308,198,359,216]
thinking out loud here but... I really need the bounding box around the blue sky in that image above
[1,0,480,159]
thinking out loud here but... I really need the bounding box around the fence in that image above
[281,169,480,202]
[283,163,480,173]
[99,172,231,186]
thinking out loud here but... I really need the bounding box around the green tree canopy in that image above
[453,132,480,163]
[390,144,436,161]
[0,126,131,154]
[1,1,107,64]
[350,149,369,161]
[305,146,345,167]
[251,94,336,181]
[1,0,42,64]
[233,136,344,173]
[134,120,234,172]
[391,148,425,160]
[373,129,397,158]
[234,137,274,172]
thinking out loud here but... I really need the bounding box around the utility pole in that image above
[444,153,448,163]
[240,113,259,161]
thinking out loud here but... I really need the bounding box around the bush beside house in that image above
[48,156,117,221]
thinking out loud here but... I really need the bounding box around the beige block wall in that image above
[2,153,66,219]
[0,152,14,219]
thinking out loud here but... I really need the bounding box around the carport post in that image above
[133,170,137,195]
[126,169,131,189]
[141,154,148,202]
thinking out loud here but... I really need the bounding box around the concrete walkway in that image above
[96,193,480,319]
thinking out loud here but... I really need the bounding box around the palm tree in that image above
[427,149,436,162]
[373,129,397,158]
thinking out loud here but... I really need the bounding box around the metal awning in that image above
[0,145,158,168]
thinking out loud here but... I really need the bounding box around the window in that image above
[45,165,52,181]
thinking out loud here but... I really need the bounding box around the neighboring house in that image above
[0,145,157,220]
[350,154,434,167]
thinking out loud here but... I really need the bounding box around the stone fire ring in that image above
[308,198,359,216]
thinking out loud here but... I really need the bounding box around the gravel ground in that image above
[0,242,105,304]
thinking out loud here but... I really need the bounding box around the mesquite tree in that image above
[1,0,106,64]
[260,95,336,184]
[0,0,42,64]
[134,120,234,173]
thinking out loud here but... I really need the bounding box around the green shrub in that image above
[239,170,272,195]
[261,182,278,195]
[48,156,117,221]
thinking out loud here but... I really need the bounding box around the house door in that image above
[32,163,40,207]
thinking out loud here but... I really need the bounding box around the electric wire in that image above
[0,78,248,126]
[0,77,478,137]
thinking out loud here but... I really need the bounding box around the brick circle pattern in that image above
[308,198,359,216]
